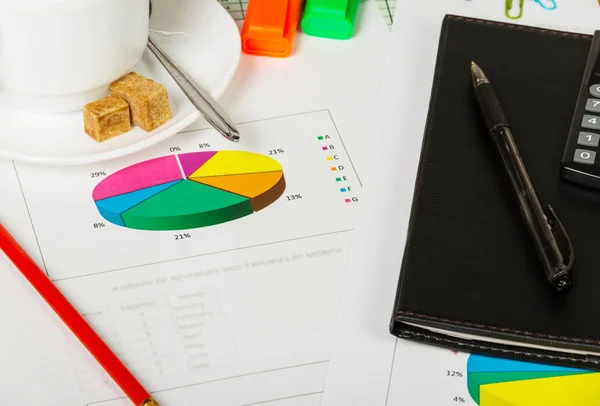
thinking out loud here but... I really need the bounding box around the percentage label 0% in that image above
[91,171,107,178]
[286,194,303,201]
[199,143,211,149]
[453,397,465,403]
[93,222,105,229]
[174,233,192,241]
[447,371,464,378]
[269,148,285,155]
[170,146,182,152]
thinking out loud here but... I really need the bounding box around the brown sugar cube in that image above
[83,95,131,142]
[110,72,172,132]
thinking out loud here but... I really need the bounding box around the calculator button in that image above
[574,149,596,165]
[578,132,600,147]
[582,115,600,130]
[586,98,600,113]
[591,84,600,98]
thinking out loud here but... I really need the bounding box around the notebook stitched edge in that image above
[399,328,600,365]
[447,14,589,39]
[395,310,600,345]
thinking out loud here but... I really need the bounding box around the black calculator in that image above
[561,30,600,189]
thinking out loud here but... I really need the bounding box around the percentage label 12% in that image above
[269,148,284,155]
[93,222,105,229]
[175,233,191,240]
[446,371,464,378]
[286,194,302,201]
[91,171,107,178]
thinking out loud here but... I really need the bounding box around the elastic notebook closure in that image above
[301,0,360,40]
[241,0,303,57]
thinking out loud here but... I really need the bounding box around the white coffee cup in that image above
[0,0,149,113]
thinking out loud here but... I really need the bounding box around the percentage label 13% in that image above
[91,171,107,178]
[175,233,191,240]
[286,194,302,201]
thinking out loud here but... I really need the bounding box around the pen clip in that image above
[545,205,574,291]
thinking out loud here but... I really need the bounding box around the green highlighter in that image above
[301,0,360,40]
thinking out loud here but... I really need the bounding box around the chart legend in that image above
[93,151,286,231]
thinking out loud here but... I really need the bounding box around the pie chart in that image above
[92,151,286,231]
[467,354,600,406]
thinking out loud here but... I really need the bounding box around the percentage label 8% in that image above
[199,143,211,149]
[170,146,182,152]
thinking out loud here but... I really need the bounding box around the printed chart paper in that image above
[2,111,357,406]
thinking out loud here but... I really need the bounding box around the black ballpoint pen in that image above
[470,61,574,292]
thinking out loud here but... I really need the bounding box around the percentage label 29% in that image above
[91,171,107,178]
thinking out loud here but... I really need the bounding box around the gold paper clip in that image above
[506,0,524,19]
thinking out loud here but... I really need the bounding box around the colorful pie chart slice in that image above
[92,151,286,231]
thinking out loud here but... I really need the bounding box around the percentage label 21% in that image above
[174,233,192,241]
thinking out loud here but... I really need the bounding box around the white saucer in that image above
[0,0,240,166]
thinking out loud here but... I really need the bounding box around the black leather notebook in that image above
[390,15,600,370]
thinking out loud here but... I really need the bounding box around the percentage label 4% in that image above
[453,397,465,403]
[91,171,107,178]
[286,194,303,201]
[174,233,192,241]
[93,222,105,229]
[199,143,211,149]
[170,146,182,152]
[269,148,285,155]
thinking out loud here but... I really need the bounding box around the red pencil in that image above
[0,223,159,406]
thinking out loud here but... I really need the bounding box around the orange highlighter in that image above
[241,0,303,57]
